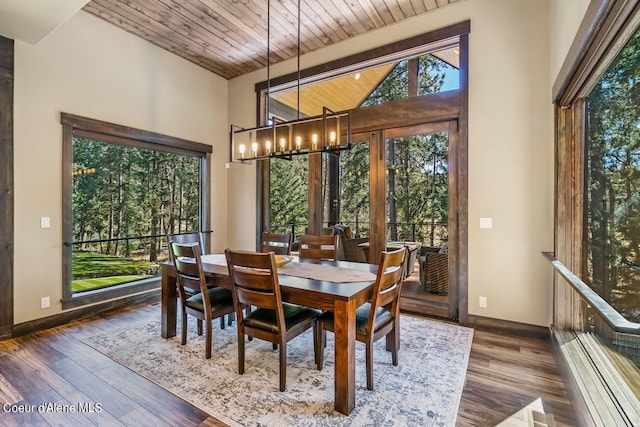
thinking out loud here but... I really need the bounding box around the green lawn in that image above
[72,251,156,292]
[72,275,148,292]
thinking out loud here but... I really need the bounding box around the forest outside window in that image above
[267,48,459,237]
[585,29,640,327]
[61,114,212,309]
[584,26,640,376]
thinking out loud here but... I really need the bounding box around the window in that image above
[584,29,640,371]
[61,114,212,309]
[553,4,640,422]
[586,29,640,325]
[269,155,308,240]
[267,47,460,237]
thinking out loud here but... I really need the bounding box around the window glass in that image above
[267,45,459,247]
[385,131,449,246]
[269,155,308,241]
[586,30,640,323]
[339,140,370,237]
[585,29,640,374]
[418,49,460,94]
[71,136,201,293]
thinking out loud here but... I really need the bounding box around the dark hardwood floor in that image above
[0,302,576,426]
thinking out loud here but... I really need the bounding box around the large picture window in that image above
[61,114,211,309]
[552,2,640,423]
[585,29,640,325]
[267,48,459,237]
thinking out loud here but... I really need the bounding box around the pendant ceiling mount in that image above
[229,0,351,163]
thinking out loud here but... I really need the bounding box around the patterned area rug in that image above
[83,313,473,427]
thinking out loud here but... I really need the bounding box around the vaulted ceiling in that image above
[83,0,462,79]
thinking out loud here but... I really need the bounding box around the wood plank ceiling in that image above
[83,0,462,80]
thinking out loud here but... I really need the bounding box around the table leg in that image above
[161,264,176,339]
[333,298,356,415]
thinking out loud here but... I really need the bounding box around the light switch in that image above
[40,217,51,229]
[479,217,492,229]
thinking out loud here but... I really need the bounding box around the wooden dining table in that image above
[160,255,378,416]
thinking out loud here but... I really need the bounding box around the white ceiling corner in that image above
[0,0,90,44]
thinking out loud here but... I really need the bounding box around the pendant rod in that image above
[266,0,271,123]
[296,0,301,120]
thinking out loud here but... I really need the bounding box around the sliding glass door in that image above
[384,122,458,319]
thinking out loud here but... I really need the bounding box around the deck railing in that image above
[270,221,447,247]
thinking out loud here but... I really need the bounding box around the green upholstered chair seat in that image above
[244,303,320,334]
[185,287,234,312]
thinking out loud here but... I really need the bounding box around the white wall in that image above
[13,10,228,323]
[550,0,591,84]
[228,0,559,326]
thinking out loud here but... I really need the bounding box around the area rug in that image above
[83,312,473,426]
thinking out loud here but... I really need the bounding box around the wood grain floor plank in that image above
[0,370,23,405]
[0,408,49,427]
[0,302,576,427]
[91,360,211,426]
[48,357,139,419]
[119,406,173,427]
[0,355,96,426]
[457,328,576,426]
[0,342,125,426]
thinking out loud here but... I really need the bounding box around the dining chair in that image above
[315,247,407,390]
[168,232,207,254]
[170,242,236,359]
[298,234,339,261]
[225,249,320,392]
[260,232,293,255]
[168,232,232,329]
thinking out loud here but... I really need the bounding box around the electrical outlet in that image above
[40,217,51,228]
[479,218,493,229]
[41,296,50,309]
[479,296,487,308]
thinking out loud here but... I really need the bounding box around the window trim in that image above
[60,113,212,310]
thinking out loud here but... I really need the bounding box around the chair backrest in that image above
[170,242,209,309]
[260,232,293,255]
[168,232,207,255]
[225,250,286,332]
[298,234,339,261]
[367,247,407,330]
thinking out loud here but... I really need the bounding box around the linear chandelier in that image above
[229,0,351,163]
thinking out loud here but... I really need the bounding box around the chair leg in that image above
[180,312,187,345]
[279,340,286,392]
[313,322,319,368]
[197,319,203,336]
[315,324,325,370]
[244,306,253,341]
[228,312,234,326]
[272,342,278,350]
[366,341,374,390]
[238,330,245,375]
[390,324,399,366]
[386,318,400,353]
[220,316,225,330]
[205,320,213,359]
